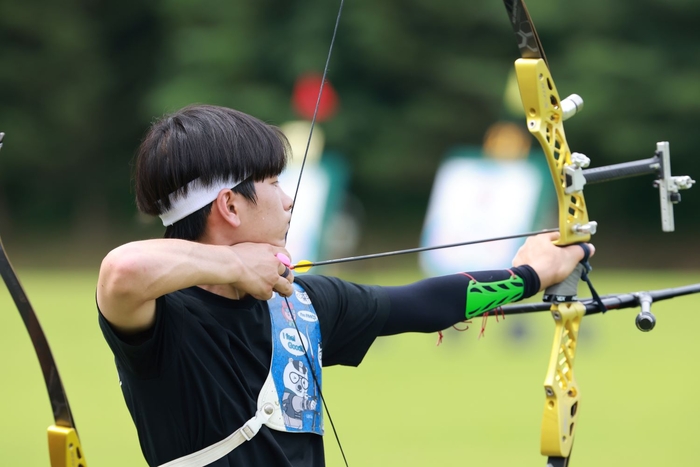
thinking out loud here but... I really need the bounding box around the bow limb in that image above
[0,134,87,467]
[0,230,87,467]
[502,2,593,465]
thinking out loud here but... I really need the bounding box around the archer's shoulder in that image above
[293,274,359,292]
[293,274,386,308]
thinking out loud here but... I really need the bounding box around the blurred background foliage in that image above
[0,0,698,266]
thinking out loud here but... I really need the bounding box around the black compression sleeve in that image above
[379,265,539,336]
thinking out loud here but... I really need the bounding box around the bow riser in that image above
[513,51,591,466]
[540,302,585,458]
[514,58,591,246]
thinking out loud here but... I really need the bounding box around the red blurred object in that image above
[292,74,339,122]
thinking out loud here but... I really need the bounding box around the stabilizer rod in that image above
[498,282,700,316]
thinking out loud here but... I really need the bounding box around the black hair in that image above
[134,105,289,240]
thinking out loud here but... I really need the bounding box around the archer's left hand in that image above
[512,232,595,291]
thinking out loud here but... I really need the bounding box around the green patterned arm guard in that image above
[464,275,524,319]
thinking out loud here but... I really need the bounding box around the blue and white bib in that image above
[157,284,324,466]
[257,283,324,435]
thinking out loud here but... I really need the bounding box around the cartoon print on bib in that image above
[281,358,318,429]
[267,284,323,434]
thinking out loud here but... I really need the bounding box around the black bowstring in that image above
[283,1,349,466]
[284,295,349,467]
[289,1,345,220]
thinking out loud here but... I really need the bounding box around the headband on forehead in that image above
[158,177,244,226]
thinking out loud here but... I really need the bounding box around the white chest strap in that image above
[158,402,275,467]
[157,373,284,467]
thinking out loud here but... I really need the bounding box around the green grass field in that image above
[1,267,698,466]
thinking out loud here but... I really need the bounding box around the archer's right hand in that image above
[230,243,295,299]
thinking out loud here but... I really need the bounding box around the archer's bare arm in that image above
[96,239,294,334]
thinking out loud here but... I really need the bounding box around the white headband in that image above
[159,177,244,226]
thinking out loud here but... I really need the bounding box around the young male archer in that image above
[97,104,592,466]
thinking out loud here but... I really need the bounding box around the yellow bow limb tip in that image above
[48,425,87,467]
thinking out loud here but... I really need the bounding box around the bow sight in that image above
[554,94,696,333]
[578,141,695,232]
[560,130,696,234]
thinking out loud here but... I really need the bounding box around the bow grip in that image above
[543,263,585,303]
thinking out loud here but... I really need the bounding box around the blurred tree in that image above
[143,0,519,241]
[0,0,698,261]
[143,0,700,248]
[0,0,160,237]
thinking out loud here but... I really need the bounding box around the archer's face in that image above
[235,176,293,247]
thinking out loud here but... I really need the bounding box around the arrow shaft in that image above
[294,228,558,269]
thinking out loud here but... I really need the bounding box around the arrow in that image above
[287,228,559,272]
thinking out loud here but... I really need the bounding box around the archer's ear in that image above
[213,189,242,228]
